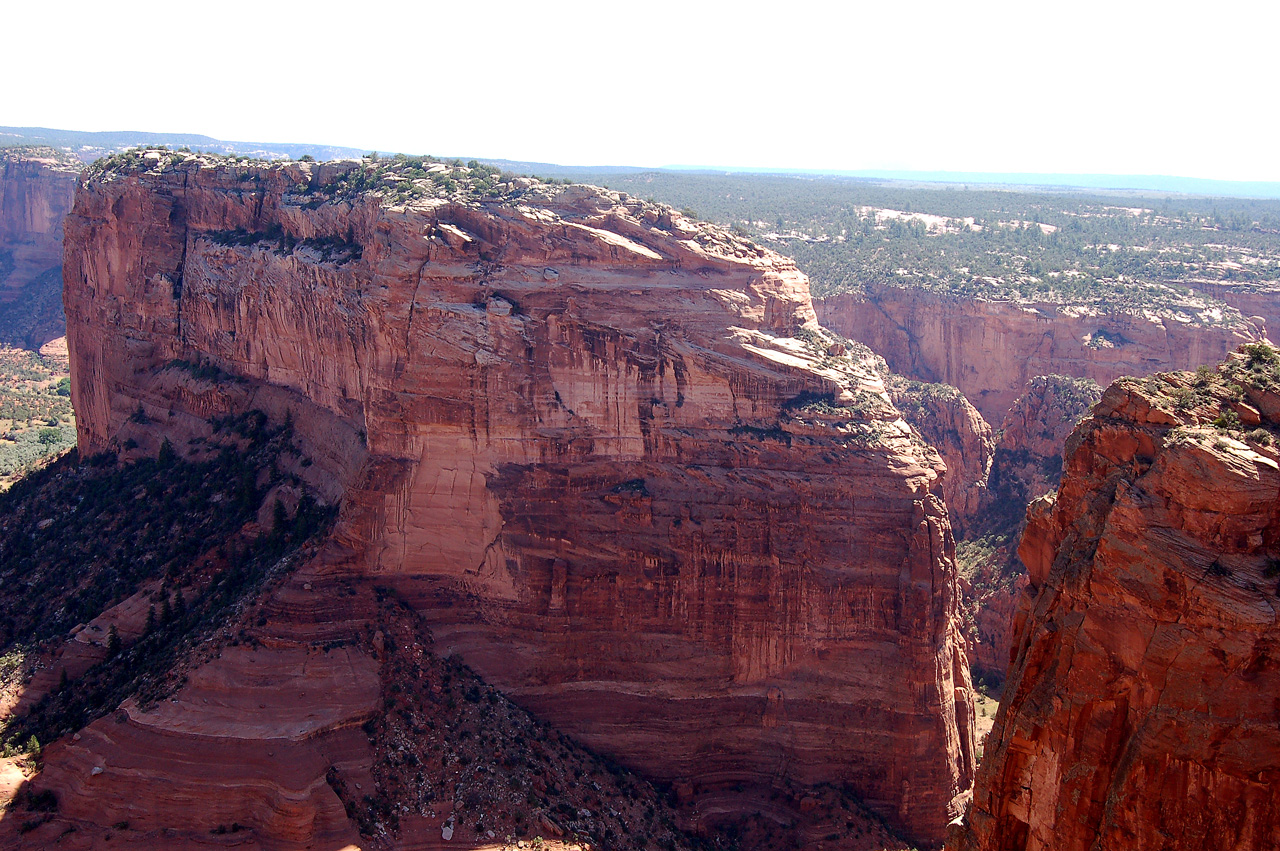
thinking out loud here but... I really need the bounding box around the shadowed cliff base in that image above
[0,429,913,851]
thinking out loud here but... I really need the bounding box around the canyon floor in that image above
[0,337,75,488]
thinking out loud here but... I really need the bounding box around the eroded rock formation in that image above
[975,374,1103,553]
[815,285,1263,425]
[953,348,1280,851]
[886,375,993,537]
[48,152,975,846]
[0,147,78,348]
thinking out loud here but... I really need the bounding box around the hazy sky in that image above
[7,1,1277,180]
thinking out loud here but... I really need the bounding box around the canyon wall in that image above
[886,375,993,538]
[1192,280,1280,334]
[964,376,1101,684]
[953,353,1280,851]
[815,287,1264,425]
[983,375,1102,532]
[58,153,975,845]
[0,147,78,348]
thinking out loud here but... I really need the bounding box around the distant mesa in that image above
[0,125,369,164]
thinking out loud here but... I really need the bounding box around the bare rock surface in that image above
[0,147,78,348]
[952,346,1280,851]
[962,376,1102,682]
[48,153,976,846]
[886,375,994,537]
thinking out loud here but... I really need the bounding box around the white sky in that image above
[5,0,1278,181]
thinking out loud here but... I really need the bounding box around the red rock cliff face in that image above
[886,375,993,538]
[0,148,78,347]
[1193,280,1280,334]
[953,354,1280,851]
[63,154,975,844]
[815,286,1263,425]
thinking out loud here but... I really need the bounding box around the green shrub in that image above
[1244,342,1279,367]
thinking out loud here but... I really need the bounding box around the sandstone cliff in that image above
[982,375,1102,537]
[51,151,974,846]
[954,346,1280,851]
[815,285,1264,425]
[1193,280,1280,336]
[889,375,1099,688]
[0,147,78,348]
[886,375,993,538]
[0,440,711,851]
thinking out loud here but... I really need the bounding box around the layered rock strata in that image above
[0,147,78,348]
[60,154,975,845]
[6,539,709,851]
[816,286,1264,424]
[886,375,993,537]
[954,349,1280,851]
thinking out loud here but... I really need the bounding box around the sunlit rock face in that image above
[953,354,1280,851]
[61,154,976,845]
[0,148,78,347]
[885,375,994,539]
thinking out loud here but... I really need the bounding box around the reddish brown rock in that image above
[815,286,1263,425]
[0,147,78,348]
[33,641,376,850]
[958,377,1099,687]
[8,565,707,851]
[957,545,1027,692]
[57,154,975,845]
[953,350,1280,851]
[1193,280,1280,335]
[981,374,1102,533]
[887,375,993,537]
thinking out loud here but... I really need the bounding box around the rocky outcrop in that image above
[5,529,709,851]
[953,347,1280,851]
[1193,280,1280,336]
[815,286,1264,425]
[887,375,993,537]
[56,152,975,846]
[0,147,78,348]
[983,375,1102,533]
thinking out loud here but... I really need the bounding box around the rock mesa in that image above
[59,153,975,845]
